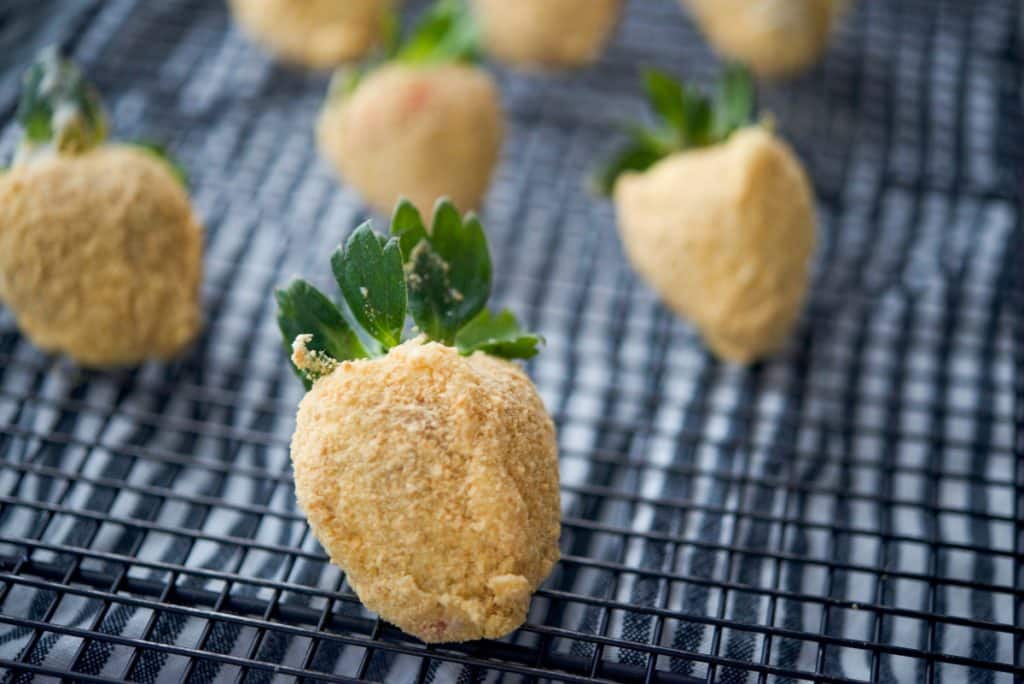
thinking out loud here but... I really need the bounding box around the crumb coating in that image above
[290,340,560,642]
[317,64,503,215]
[472,0,623,70]
[0,145,203,367]
[614,127,816,363]
[228,0,397,68]
[683,0,845,77]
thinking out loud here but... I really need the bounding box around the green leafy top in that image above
[325,0,478,102]
[11,48,189,188]
[276,198,542,388]
[16,46,108,158]
[392,0,479,66]
[593,65,756,196]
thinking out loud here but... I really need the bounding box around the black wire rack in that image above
[0,1,1021,682]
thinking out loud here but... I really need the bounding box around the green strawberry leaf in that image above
[275,279,369,388]
[592,137,665,196]
[277,199,539,389]
[642,69,688,135]
[404,199,491,344]
[331,222,406,350]
[428,201,492,324]
[132,141,189,187]
[713,63,756,138]
[678,84,713,147]
[456,309,543,359]
[404,238,457,343]
[641,69,715,147]
[393,0,479,65]
[592,125,675,195]
[390,198,429,258]
[595,64,756,196]
[16,46,107,155]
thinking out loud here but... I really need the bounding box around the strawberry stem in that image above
[275,197,542,388]
[593,64,756,195]
[15,47,107,163]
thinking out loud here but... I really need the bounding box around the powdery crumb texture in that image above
[290,340,560,643]
[228,0,398,69]
[291,334,339,380]
[0,145,204,367]
[614,127,816,363]
[472,0,623,70]
[317,64,504,216]
[682,0,846,77]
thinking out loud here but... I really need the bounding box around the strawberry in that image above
[317,0,502,215]
[597,67,816,363]
[471,0,623,70]
[228,0,400,69]
[0,49,202,367]
[681,0,848,77]
[276,199,558,643]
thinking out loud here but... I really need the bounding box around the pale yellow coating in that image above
[0,145,204,367]
[317,63,504,215]
[682,0,847,77]
[471,0,623,70]
[290,340,561,643]
[228,0,398,69]
[614,127,816,363]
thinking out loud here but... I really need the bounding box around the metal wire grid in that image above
[0,0,1020,682]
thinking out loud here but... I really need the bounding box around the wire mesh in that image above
[0,0,1021,682]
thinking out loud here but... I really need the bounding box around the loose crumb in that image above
[291,334,339,381]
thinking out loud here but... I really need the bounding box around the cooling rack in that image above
[0,0,1021,682]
